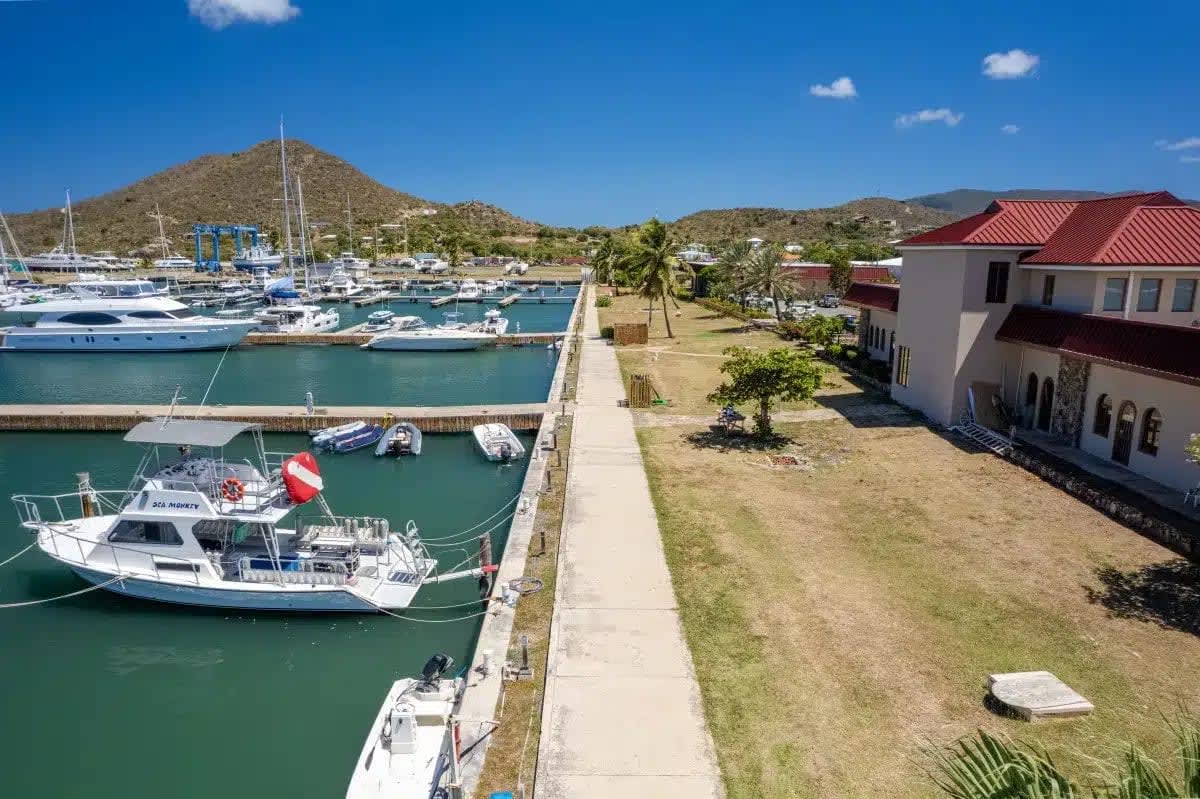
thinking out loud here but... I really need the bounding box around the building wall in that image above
[1088,270,1200,327]
[1014,347,1061,429]
[864,309,897,362]
[1079,364,1200,492]
[1020,268,1097,313]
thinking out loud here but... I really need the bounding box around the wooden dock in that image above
[243,330,566,346]
[0,403,550,434]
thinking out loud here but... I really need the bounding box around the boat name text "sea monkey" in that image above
[152,501,202,510]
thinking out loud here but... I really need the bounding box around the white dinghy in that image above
[472,423,526,463]
[346,654,461,799]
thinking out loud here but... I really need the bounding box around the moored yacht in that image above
[10,419,484,611]
[323,265,364,300]
[153,255,193,269]
[363,312,496,351]
[232,244,284,271]
[254,303,340,334]
[1,294,256,351]
[453,279,481,301]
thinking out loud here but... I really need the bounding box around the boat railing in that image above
[12,490,127,528]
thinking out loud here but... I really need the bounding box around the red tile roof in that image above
[901,199,1079,247]
[995,305,1200,386]
[782,264,894,282]
[842,282,900,312]
[1024,197,1200,265]
[902,190,1200,266]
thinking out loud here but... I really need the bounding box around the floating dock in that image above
[0,403,550,434]
[243,330,566,346]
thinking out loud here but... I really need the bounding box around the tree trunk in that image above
[757,397,772,438]
[771,288,782,319]
[646,293,654,329]
[661,288,674,338]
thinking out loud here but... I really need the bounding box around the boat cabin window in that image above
[169,309,199,319]
[58,312,123,326]
[108,519,184,546]
[127,310,174,320]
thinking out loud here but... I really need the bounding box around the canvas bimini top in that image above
[123,418,262,448]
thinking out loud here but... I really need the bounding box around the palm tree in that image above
[592,236,628,294]
[626,218,678,338]
[927,720,1200,798]
[735,244,796,318]
[713,240,752,305]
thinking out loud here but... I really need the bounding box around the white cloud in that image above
[895,108,964,128]
[809,76,857,99]
[982,49,1040,79]
[188,0,300,29]
[1001,123,1020,135]
[1181,155,1200,164]
[1156,137,1200,151]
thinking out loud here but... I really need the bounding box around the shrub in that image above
[595,295,612,308]
[826,343,843,358]
[600,325,614,339]
[697,298,771,320]
[674,288,694,301]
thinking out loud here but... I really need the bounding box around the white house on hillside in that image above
[845,191,1200,493]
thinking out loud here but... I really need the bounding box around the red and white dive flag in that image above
[282,452,324,504]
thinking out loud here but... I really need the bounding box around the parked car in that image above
[818,293,840,308]
[839,314,857,332]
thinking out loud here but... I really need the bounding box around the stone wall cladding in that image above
[1052,356,1090,445]
[858,309,871,349]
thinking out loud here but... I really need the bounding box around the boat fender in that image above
[221,477,245,502]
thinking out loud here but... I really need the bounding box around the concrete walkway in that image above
[534,290,724,798]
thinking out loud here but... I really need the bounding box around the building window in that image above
[985,262,1010,303]
[1025,373,1038,408]
[1103,278,1127,311]
[1173,278,1197,312]
[1136,278,1162,312]
[895,345,911,386]
[1093,394,1112,437]
[1041,275,1055,306]
[1139,408,1162,456]
[1037,377,1054,432]
[107,519,183,546]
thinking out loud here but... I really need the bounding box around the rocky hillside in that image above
[905,188,1117,216]
[6,139,539,255]
[665,198,956,245]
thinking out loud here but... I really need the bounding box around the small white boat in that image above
[453,279,481,301]
[473,423,525,462]
[477,308,509,335]
[504,260,529,276]
[363,310,395,331]
[375,422,422,457]
[153,255,193,270]
[363,313,496,352]
[323,266,364,300]
[254,304,340,334]
[312,420,367,446]
[345,655,460,799]
[219,280,254,302]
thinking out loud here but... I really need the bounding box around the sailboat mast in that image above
[279,119,294,275]
[154,203,169,258]
[65,190,77,255]
[345,193,354,254]
[295,175,310,290]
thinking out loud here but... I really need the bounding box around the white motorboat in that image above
[88,251,138,271]
[323,266,364,300]
[477,308,509,335]
[11,419,488,611]
[504,260,529,275]
[362,309,395,332]
[453,279,481,301]
[473,423,526,462]
[254,304,340,334]
[363,312,496,351]
[219,280,255,302]
[1,294,256,351]
[153,255,193,269]
[232,244,284,271]
[345,655,460,799]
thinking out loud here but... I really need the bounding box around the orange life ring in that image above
[221,477,245,502]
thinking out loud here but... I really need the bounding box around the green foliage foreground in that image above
[927,718,1200,799]
[707,346,824,438]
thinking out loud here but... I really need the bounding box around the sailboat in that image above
[150,204,192,269]
[24,191,93,272]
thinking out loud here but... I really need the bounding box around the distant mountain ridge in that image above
[905,188,1174,216]
[5,139,538,256]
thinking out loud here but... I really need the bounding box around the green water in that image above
[0,345,560,406]
[0,430,532,797]
[322,288,578,331]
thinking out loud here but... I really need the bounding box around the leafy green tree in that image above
[734,244,797,318]
[712,240,753,304]
[591,236,629,293]
[793,315,842,346]
[439,229,464,271]
[927,719,1200,799]
[828,249,853,296]
[625,218,678,337]
[707,346,824,438]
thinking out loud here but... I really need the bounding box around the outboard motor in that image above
[499,442,512,462]
[421,653,452,687]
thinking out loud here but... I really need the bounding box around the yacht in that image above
[323,266,364,300]
[362,312,496,351]
[67,278,164,300]
[24,245,94,273]
[10,419,485,611]
[477,308,509,335]
[1,294,257,351]
[153,255,193,270]
[453,279,481,301]
[218,280,255,302]
[232,244,284,271]
[254,303,340,334]
[88,251,138,271]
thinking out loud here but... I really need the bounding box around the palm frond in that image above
[926,731,1077,799]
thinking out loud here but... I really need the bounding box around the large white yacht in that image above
[153,255,194,269]
[232,244,284,271]
[363,312,497,351]
[1,290,256,351]
[322,265,364,300]
[11,419,483,611]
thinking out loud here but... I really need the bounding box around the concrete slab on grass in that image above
[989,671,1094,721]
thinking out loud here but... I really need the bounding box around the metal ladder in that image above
[950,410,1014,456]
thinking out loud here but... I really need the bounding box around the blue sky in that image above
[0,0,1198,227]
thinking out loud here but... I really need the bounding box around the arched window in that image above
[1093,394,1112,437]
[1113,401,1137,465]
[1025,373,1038,407]
[1037,377,1054,431]
[1139,408,1162,456]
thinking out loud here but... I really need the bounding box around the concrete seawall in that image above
[245,331,567,347]
[0,403,548,434]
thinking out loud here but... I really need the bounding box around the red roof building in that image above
[842,282,900,312]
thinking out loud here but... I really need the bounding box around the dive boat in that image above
[472,423,526,462]
[363,310,395,332]
[11,419,486,611]
[345,654,460,799]
[1,295,256,351]
[375,422,422,457]
[362,313,496,351]
[232,244,284,271]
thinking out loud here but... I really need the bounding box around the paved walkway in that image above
[535,290,724,798]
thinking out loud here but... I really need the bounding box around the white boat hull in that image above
[366,334,494,351]
[0,322,255,351]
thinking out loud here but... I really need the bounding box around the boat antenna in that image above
[162,385,187,428]
[196,344,233,413]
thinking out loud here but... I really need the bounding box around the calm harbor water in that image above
[323,288,578,331]
[0,430,532,797]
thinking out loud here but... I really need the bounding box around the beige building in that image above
[849,192,1200,493]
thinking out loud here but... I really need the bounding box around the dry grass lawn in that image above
[597,291,860,416]
[640,416,1200,798]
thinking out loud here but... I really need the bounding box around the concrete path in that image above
[535,290,724,798]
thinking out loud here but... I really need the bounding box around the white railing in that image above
[12,490,127,528]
